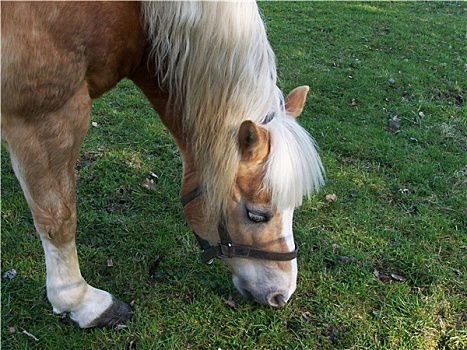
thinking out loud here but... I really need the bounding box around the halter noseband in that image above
[181,187,298,264]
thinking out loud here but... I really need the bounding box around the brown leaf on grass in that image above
[373,269,406,283]
[107,259,113,267]
[373,269,391,283]
[225,294,236,309]
[350,98,358,106]
[390,273,406,282]
[141,178,155,190]
[325,194,338,202]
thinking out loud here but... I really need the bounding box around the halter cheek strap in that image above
[181,187,298,263]
[180,187,206,207]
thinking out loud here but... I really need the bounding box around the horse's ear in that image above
[284,85,309,119]
[238,120,261,161]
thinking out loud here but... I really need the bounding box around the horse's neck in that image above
[130,62,200,198]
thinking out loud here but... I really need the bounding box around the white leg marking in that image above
[42,239,114,328]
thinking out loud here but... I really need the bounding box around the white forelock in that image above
[264,114,325,210]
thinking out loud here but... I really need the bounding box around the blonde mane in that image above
[141,2,323,214]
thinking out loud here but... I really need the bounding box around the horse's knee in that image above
[33,203,76,244]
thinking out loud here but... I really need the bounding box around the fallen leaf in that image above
[302,311,311,320]
[141,178,155,190]
[390,273,406,282]
[91,121,98,127]
[374,269,407,283]
[350,98,358,106]
[107,259,113,267]
[225,294,236,309]
[325,194,338,202]
[379,275,392,283]
[8,327,16,334]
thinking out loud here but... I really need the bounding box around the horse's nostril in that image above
[267,293,287,308]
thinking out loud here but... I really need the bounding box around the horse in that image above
[1,1,324,328]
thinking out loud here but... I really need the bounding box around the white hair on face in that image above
[264,113,325,210]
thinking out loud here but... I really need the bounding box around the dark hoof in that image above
[94,298,132,328]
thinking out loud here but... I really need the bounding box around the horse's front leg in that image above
[1,83,131,328]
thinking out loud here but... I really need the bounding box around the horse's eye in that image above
[247,210,268,223]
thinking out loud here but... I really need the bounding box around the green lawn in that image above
[2,2,466,349]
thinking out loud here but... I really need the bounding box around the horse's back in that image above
[1,2,144,118]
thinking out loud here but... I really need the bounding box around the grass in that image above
[2,2,466,349]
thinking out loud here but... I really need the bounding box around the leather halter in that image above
[181,187,298,264]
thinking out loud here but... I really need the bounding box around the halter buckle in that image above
[227,242,233,258]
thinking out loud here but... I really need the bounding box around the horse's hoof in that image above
[93,298,132,328]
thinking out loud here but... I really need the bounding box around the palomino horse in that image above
[1,2,324,328]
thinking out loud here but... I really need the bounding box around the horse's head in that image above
[182,86,323,307]
[225,118,298,307]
